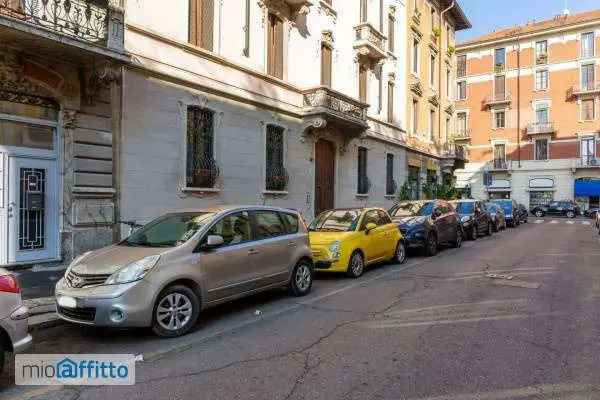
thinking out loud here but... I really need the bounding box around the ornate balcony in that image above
[440,143,468,170]
[576,156,600,168]
[483,92,511,109]
[259,0,312,22]
[489,160,510,171]
[354,22,387,62]
[302,86,369,137]
[526,122,557,135]
[452,128,472,141]
[567,82,600,98]
[0,0,125,59]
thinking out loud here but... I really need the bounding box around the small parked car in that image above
[584,207,599,220]
[56,206,314,338]
[492,199,521,227]
[389,200,462,256]
[451,200,493,240]
[309,208,405,278]
[485,202,507,232]
[517,204,529,224]
[0,269,32,375]
[531,200,580,219]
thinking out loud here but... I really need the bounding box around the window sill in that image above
[181,187,221,193]
[263,190,289,196]
[356,194,370,198]
[384,194,396,199]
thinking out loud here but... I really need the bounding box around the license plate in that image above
[57,296,77,309]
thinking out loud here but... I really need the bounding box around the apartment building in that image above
[0,0,126,267]
[405,0,471,198]
[455,10,600,212]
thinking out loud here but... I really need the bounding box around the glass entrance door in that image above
[7,157,58,263]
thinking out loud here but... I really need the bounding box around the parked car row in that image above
[531,200,581,218]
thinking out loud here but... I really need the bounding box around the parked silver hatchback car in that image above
[0,268,32,375]
[55,206,314,337]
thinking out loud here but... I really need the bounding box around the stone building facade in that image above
[0,0,126,268]
[455,9,600,211]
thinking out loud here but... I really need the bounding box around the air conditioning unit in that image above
[590,158,599,166]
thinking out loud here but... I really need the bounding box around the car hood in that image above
[394,216,429,229]
[309,231,355,246]
[70,245,166,275]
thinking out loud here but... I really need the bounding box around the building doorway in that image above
[314,140,335,216]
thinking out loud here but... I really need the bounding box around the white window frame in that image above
[535,40,548,62]
[428,108,436,141]
[492,108,506,129]
[532,100,551,124]
[456,79,467,100]
[580,31,595,59]
[534,68,549,91]
[491,139,508,164]
[580,62,596,89]
[493,47,506,72]
[456,111,468,135]
[412,36,420,76]
[580,97,596,121]
[429,52,436,89]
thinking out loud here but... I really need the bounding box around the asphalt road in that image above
[2,218,600,400]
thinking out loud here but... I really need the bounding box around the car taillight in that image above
[0,274,20,294]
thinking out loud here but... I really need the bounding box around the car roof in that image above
[451,199,476,203]
[164,205,300,214]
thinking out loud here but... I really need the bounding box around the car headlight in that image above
[460,215,472,224]
[328,241,341,260]
[105,255,161,285]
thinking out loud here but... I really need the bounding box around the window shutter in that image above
[359,65,367,102]
[200,0,214,51]
[274,16,284,79]
[321,44,332,86]
[388,15,395,53]
[189,0,199,45]
[360,0,367,22]
[387,82,394,122]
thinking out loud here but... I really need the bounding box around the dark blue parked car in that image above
[491,199,521,227]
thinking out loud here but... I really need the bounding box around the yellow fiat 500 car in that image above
[308,208,405,278]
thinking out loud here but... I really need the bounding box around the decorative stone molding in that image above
[429,95,440,107]
[388,72,396,83]
[303,86,368,121]
[354,23,387,63]
[258,0,311,22]
[62,110,78,129]
[410,81,423,97]
[321,30,334,48]
[87,62,120,104]
[445,104,454,115]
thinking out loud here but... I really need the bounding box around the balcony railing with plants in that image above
[0,0,124,50]
[453,128,471,140]
[526,122,557,135]
[568,82,600,98]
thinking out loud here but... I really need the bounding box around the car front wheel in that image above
[567,211,575,219]
[289,260,313,296]
[452,228,463,248]
[152,285,200,338]
[346,251,365,278]
[470,225,478,240]
[535,210,544,217]
[425,233,438,257]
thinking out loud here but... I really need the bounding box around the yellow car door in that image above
[377,209,400,259]
[360,210,388,262]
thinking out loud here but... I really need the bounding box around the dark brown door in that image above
[314,140,335,216]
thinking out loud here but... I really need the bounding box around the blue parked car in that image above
[491,199,521,227]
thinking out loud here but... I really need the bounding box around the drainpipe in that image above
[516,30,522,168]
[440,1,455,148]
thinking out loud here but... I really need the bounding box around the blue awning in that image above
[574,179,600,197]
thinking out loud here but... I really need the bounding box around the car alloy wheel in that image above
[290,261,313,296]
[567,211,575,219]
[152,285,200,338]
[453,228,463,248]
[394,241,407,264]
[535,210,544,217]
[347,251,365,278]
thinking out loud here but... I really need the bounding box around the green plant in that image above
[447,45,455,55]
[432,27,441,37]
[422,181,438,200]
[396,182,411,201]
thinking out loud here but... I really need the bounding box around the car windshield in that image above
[309,210,361,232]
[492,200,513,212]
[416,202,436,216]
[454,202,475,214]
[390,202,427,217]
[123,212,216,247]
[485,203,497,212]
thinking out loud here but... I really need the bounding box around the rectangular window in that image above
[412,38,419,73]
[267,13,284,79]
[360,0,367,22]
[581,64,595,90]
[446,69,451,96]
[494,48,506,71]
[457,112,467,135]
[429,109,435,141]
[359,64,368,102]
[189,0,214,51]
[535,69,548,90]
[535,138,548,161]
[386,153,395,196]
[581,136,596,164]
[186,106,215,188]
[408,166,420,200]
[430,54,436,86]
[457,55,466,78]
[535,104,549,124]
[582,98,595,121]
[412,99,419,135]
[494,110,506,129]
[581,32,595,58]
[387,81,394,122]
[457,80,466,100]
[357,147,369,194]
[494,75,506,100]
[493,143,506,168]
[321,43,332,86]
[265,125,286,191]
[388,14,395,53]
[535,40,548,64]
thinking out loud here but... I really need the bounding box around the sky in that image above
[456,0,600,43]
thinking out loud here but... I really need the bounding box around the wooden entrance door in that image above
[314,140,335,215]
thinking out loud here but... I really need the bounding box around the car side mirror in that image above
[202,235,224,250]
[365,223,377,234]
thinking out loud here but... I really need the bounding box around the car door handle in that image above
[288,242,297,247]
[248,249,259,255]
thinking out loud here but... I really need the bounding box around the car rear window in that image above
[281,213,299,234]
